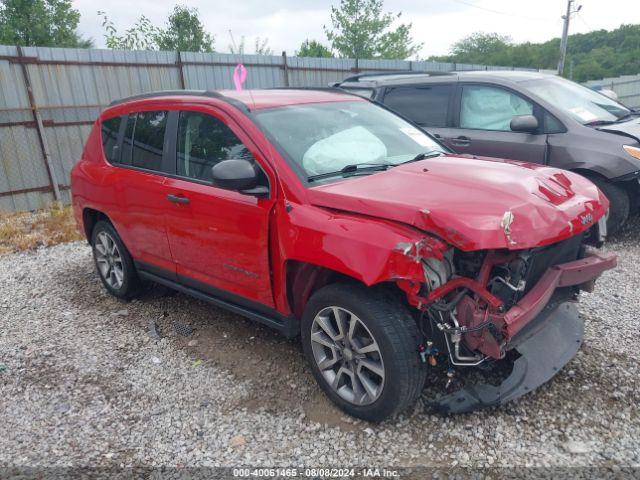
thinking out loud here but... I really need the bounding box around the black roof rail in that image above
[339,70,452,83]
[108,90,250,113]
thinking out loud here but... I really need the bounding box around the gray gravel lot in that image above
[0,217,639,471]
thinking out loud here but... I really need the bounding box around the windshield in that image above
[253,101,447,180]
[524,76,630,125]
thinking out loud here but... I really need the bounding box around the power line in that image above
[450,0,554,22]
[576,12,594,32]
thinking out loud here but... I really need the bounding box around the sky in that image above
[73,0,640,57]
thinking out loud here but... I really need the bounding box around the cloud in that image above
[74,0,640,57]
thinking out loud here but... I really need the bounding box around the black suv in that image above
[336,71,640,233]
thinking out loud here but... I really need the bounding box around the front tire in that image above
[91,220,139,299]
[301,283,426,422]
[589,177,630,235]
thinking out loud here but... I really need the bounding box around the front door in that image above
[162,108,276,308]
[448,84,547,163]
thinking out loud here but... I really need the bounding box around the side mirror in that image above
[510,115,539,133]
[211,159,268,197]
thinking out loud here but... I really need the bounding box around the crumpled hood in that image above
[306,155,609,251]
[597,117,640,142]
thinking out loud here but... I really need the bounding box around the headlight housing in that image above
[623,145,640,161]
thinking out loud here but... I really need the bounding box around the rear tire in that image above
[91,220,139,299]
[301,283,426,422]
[588,177,630,235]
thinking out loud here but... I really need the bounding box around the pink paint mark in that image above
[233,64,247,92]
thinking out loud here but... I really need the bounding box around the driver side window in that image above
[460,85,533,131]
[176,111,254,182]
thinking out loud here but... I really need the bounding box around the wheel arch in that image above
[570,168,608,182]
[284,260,407,320]
[82,208,112,243]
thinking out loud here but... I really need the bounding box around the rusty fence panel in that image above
[0,45,538,212]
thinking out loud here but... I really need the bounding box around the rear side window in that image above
[120,114,136,166]
[383,85,452,127]
[176,111,254,182]
[101,116,122,164]
[120,111,168,172]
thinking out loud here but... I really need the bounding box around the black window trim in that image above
[106,108,274,199]
[166,107,273,197]
[452,81,567,134]
[105,108,273,200]
[104,110,174,178]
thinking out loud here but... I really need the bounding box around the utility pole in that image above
[557,0,582,76]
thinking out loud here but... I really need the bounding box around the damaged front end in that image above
[396,233,616,414]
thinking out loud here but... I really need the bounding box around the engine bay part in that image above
[422,249,454,292]
[416,237,616,366]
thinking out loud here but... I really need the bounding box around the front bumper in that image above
[502,249,616,340]
[459,249,616,360]
[433,249,616,414]
[434,300,583,414]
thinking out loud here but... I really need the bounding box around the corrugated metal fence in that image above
[585,74,640,110]
[0,45,536,212]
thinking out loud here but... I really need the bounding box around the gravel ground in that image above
[0,217,639,472]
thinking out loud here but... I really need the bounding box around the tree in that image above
[228,33,273,55]
[0,0,92,47]
[324,0,422,60]
[156,6,214,52]
[431,24,640,82]
[99,12,160,50]
[254,37,273,55]
[100,6,214,52]
[450,32,512,63]
[296,39,333,58]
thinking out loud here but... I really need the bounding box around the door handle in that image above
[450,135,470,147]
[432,133,442,139]
[167,194,190,205]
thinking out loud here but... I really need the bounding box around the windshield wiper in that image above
[307,163,392,182]
[585,119,616,127]
[399,150,445,165]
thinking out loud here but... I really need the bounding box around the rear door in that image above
[381,83,458,142]
[110,110,175,275]
[162,106,276,308]
[449,83,547,162]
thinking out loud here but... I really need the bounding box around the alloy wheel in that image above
[94,231,124,290]
[310,306,385,406]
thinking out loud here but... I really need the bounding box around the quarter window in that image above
[544,112,565,133]
[101,116,122,164]
[460,85,533,131]
[176,111,254,182]
[383,85,452,127]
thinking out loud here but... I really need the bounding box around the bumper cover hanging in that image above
[433,301,584,414]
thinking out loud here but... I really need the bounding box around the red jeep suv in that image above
[72,89,616,421]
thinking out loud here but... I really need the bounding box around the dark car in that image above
[71,88,615,421]
[335,71,640,233]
